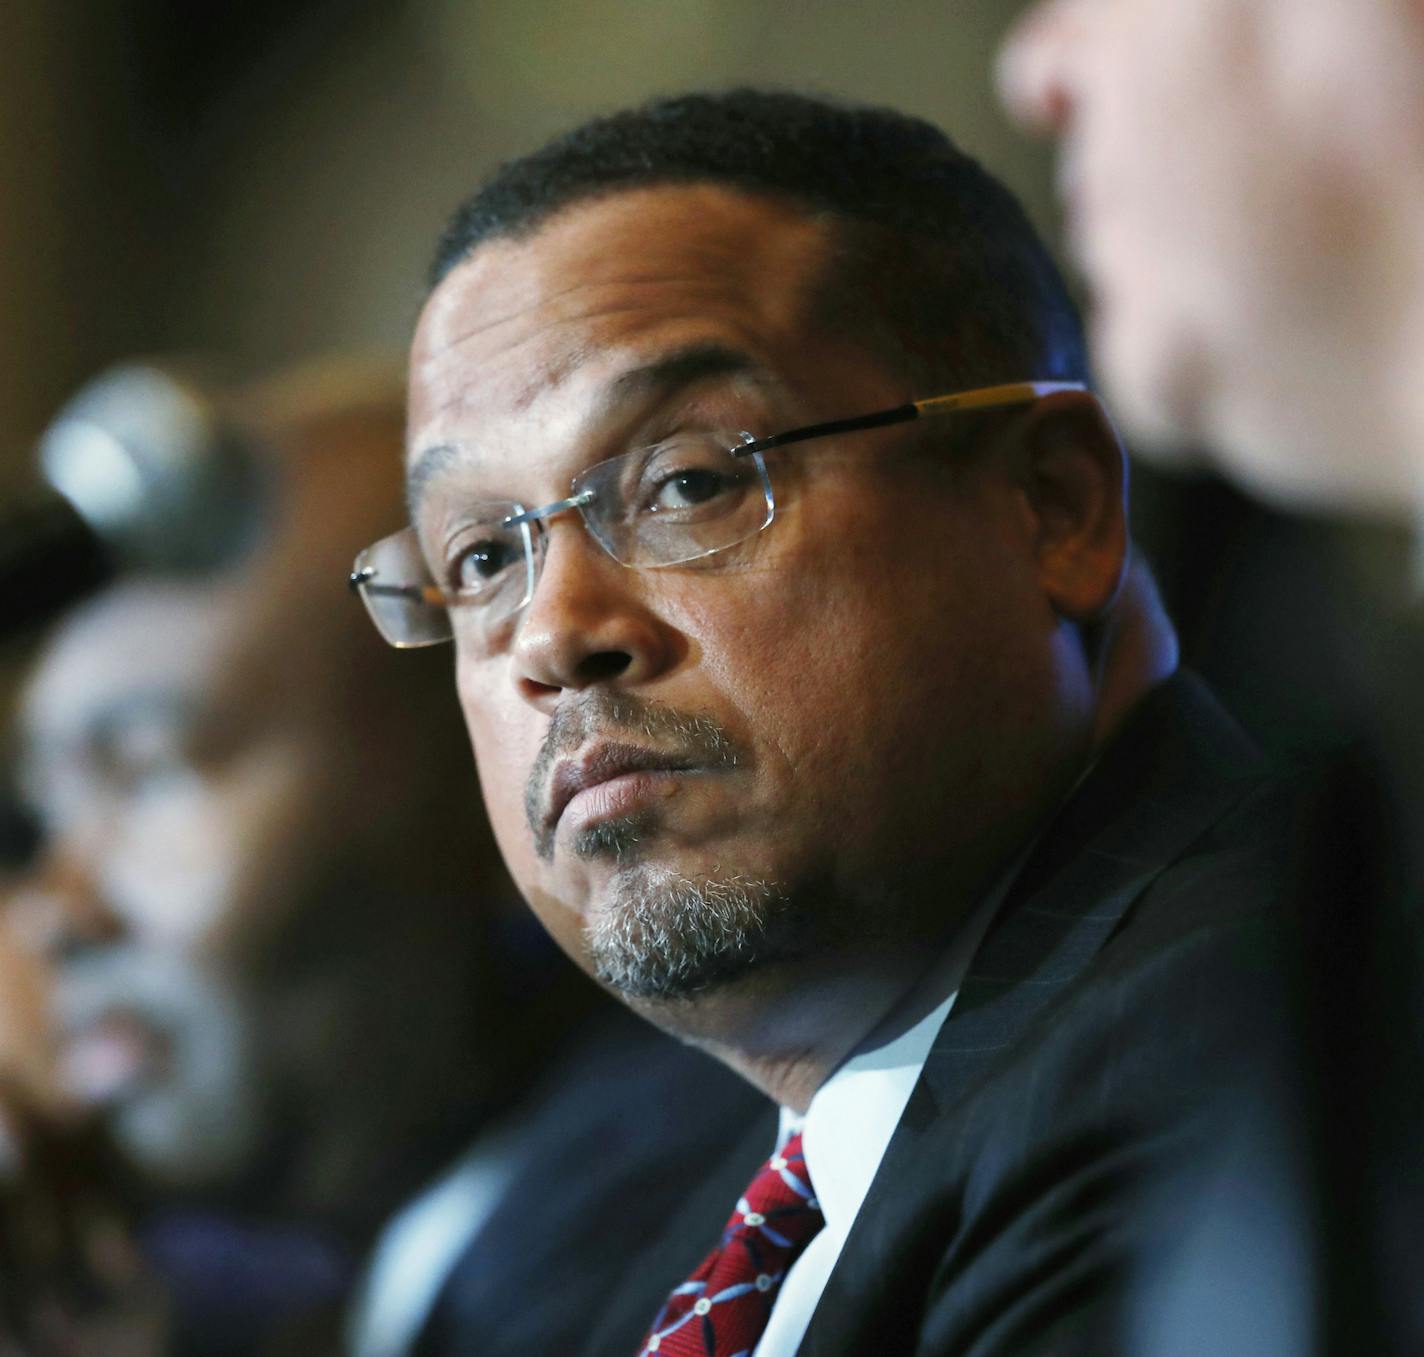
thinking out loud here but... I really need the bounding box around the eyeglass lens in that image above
[572,433,772,568]
[356,434,773,650]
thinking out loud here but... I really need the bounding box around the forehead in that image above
[406,185,835,466]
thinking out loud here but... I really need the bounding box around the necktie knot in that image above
[638,1131,823,1356]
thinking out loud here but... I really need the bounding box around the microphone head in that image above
[37,363,267,573]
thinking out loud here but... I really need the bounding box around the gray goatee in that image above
[587,866,791,1000]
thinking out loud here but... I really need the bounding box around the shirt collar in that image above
[790,862,1020,1237]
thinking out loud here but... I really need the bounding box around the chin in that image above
[584,861,793,1003]
[1214,390,1415,519]
[1093,297,1216,466]
[114,1078,266,1191]
[110,1006,267,1192]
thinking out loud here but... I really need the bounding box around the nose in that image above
[997,0,1079,137]
[9,845,125,964]
[510,521,678,711]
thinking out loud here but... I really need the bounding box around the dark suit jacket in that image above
[587,671,1316,1356]
[412,1010,774,1357]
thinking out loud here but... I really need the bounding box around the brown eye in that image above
[651,467,734,511]
[632,436,752,523]
[454,538,520,592]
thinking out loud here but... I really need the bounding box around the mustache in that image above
[523,690,741,857]
[55,946,235,1033]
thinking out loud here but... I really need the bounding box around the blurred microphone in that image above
[2,363,266,637]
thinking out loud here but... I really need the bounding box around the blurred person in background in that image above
[1000,5,1424,1353]
[0,357,762,1357]
[997,0,1424,523]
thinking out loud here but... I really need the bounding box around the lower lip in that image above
[560,769,689,837]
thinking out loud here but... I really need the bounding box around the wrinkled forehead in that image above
[406,185,836,469]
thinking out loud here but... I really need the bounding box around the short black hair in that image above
[428,89,1088,392]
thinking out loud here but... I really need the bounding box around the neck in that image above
[629,763,1091,1115]
[1249,177,1424,523]
[627,651,1155,1114]
[1348,185,1424,523]
[634,944,938,1113]
[1390,234,1424,527]
[1354,52,1424,523]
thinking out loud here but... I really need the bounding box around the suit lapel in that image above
[798,672,1268,1353]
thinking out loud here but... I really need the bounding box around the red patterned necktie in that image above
[637,1130,824,1356]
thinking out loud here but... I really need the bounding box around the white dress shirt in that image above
[753,883,1013,1357]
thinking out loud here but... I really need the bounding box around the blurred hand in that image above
[0,910,168,1357]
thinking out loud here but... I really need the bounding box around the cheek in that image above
[763,492,1053,768]
[104,752,315,955]
[466,713,591,967]
[477,756,539,908]
[691,495,1031,800]
[1076,4,1254,258]
[102,777,241,946]
[457,658,545,888]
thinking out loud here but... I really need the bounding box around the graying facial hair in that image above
[587,866,790,1000]
[572,810,653,863]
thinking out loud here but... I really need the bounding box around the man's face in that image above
[1000,0,1424,513]
[408,185,1092,1014]
[13,582,356,1187]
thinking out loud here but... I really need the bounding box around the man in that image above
[1000,8,1424,1353]
[5,357,762,1357]
[997,0,1424,522]
[356,91,1314,1354]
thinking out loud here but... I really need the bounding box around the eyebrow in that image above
[604,342,763,406]
[404,342,767,518]
[406,442,464,520]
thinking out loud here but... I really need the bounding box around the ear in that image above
[1012,390,1128,621]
